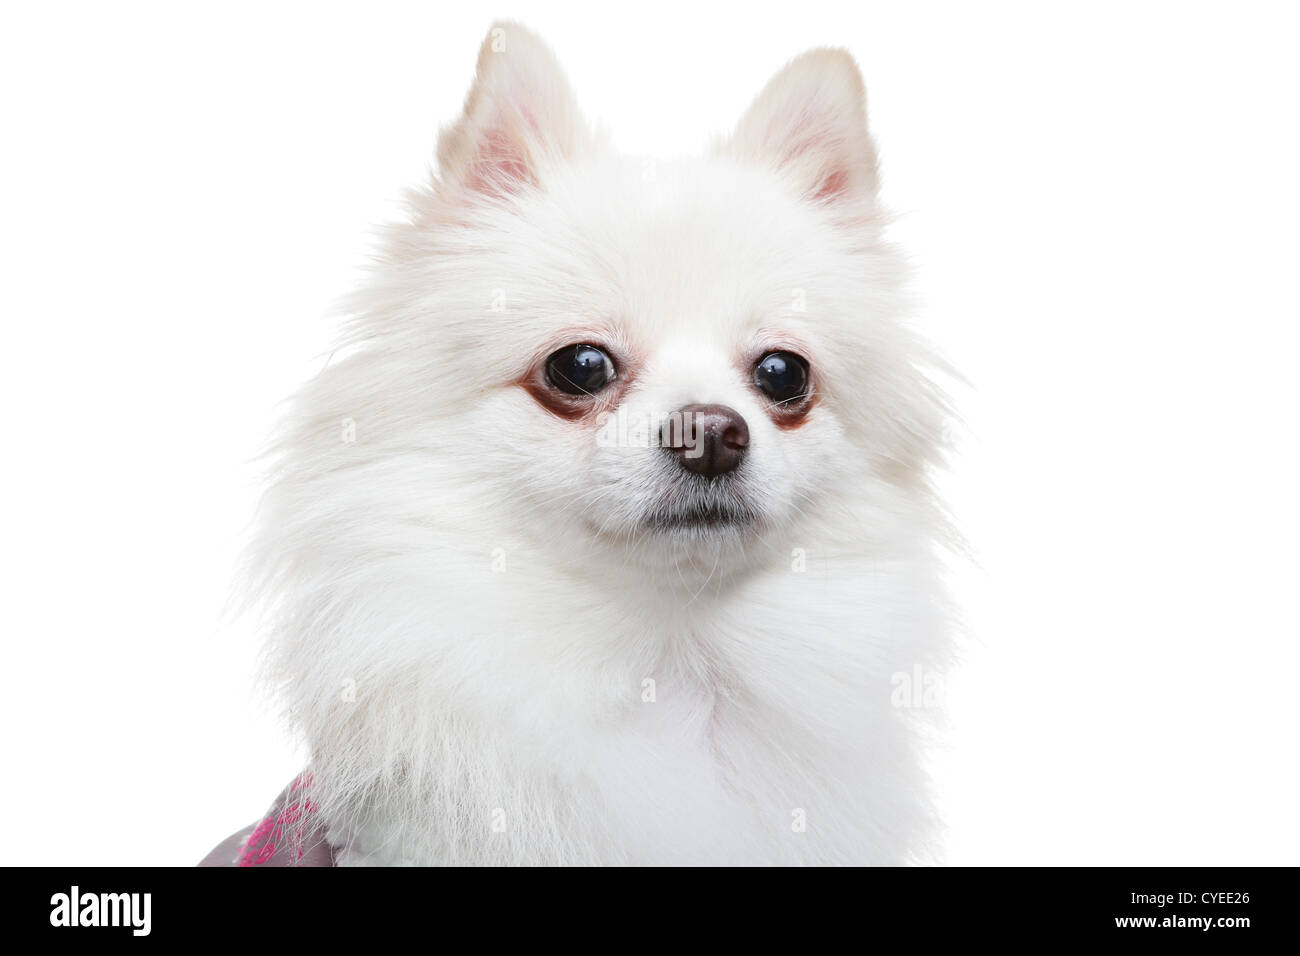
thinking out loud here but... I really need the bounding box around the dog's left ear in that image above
[438,21,590,199]
[727,49,879,209]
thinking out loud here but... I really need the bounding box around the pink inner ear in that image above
[466,126,536,195]
[464,104,545,197]
[812,167,850,202]
[773,105,855,204]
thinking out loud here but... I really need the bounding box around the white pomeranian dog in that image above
[230,21,954,867]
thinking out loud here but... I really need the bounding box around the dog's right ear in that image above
[437,22,590,200]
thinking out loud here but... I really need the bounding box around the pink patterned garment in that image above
[199,773,337,867]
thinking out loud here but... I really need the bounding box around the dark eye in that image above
[753,351,810,404]
[545,344,616,396]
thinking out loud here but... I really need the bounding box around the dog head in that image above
[307,22,946,583]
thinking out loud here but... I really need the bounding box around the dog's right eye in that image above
[545,344,616,396]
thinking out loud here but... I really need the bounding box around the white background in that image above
[2,1,1297,866]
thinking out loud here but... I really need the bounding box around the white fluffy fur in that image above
[247,22,954,865]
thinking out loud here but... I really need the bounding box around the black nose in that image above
[662,404,750,478]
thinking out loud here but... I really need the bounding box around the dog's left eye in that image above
[545,344,616,396]
[754,351,810,404]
